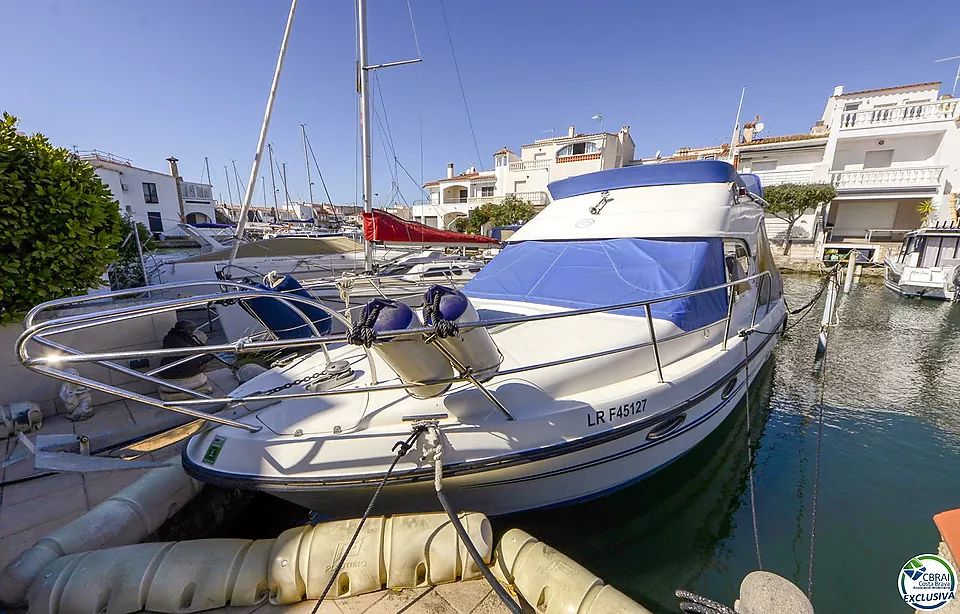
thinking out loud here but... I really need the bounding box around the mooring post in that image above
[843,249,857,293]
[814,270,838,373]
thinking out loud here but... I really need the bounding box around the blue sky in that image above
[4,0,956,208]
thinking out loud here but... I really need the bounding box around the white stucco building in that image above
[414,125,635,229]
[639,81,960,260]
[82,151,216,238]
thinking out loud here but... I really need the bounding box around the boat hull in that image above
[183,317,781,517]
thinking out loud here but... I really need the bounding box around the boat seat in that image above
[239,275,333,340]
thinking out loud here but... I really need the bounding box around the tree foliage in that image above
[0,113,122,324]
[453,194,537,234]
[762,182,836,255]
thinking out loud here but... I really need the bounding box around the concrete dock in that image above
[0,367,240,570]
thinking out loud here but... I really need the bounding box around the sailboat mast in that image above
[231,160,244,206]
[228,0,298,265]
[224,166,234,205]
[301,123,314,205]
[282,162,291,209]
[358,0,374,271]
[268,143,280,222]
[204,157,212,185]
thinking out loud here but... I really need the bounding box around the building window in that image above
[142,182,159,204]
[843,102,861,112]
[556,142,598,157]
[751,160,777,172]
[863,150,893,169]
[481,186,495,197]
[147,211,163,233]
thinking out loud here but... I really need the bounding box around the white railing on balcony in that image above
[830,166,944,190]
[749,169,814,186]
[514,191,548,205]
[440,191,549,206]
[509,159,551,172]
[839,100,959,130]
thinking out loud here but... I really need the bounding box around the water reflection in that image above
[498,276,960,613]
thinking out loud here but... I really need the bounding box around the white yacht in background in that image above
[884,223,960,301]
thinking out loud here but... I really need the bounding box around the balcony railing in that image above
[514,191,548,205]
[749,170,813,186]
[509,159,551,171]
[830,166,944,190]
[839,100,959,130]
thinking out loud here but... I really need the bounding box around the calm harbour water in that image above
[224,275,960,613]
[501,275,960,613]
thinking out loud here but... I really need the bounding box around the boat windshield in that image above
[463,237,728,331]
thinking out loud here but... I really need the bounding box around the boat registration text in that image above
[587,398,647,428]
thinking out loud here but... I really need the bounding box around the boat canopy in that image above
[548,160,746,200]
[362,209,499,246]
[463,237,728,331]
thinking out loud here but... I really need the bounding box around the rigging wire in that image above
[437,0,484,172]
[405,0,424,191]
[304,134,336,218]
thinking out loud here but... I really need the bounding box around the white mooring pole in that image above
[843,250,857,293]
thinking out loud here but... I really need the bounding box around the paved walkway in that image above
[182,582,513,614]
[0,368,239,571]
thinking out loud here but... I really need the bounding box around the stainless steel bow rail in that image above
[17,271,775,432]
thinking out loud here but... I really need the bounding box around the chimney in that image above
[166,156,181,178]
[742,123,755,143]
[446,163,454,179]
[167,156,185,222]
[832,85,844,97]
[567,125,575,138]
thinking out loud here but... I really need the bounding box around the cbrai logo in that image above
[898,554,956,610]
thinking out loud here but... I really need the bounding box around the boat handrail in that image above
[16,270,774,429]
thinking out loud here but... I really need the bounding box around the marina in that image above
[4,0,960,612]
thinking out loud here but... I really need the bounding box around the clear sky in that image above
[4,0,957,208]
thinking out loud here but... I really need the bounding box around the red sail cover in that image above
[362,209,499,246]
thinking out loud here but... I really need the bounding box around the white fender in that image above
[495,529,653,614]
[300,517,385,600]
[0,459,203,608]
[19,513,492,614]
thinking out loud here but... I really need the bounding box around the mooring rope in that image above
[422,290,459,339]
[740,331,763,571]
[675,589,737,614]
[807,344,828,598]
[307,425,427,613]
[424,423,524,614]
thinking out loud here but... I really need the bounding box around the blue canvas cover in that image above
[548,160,745,200]
[463,238,728,331]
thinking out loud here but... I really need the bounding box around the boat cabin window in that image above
[920,236,960,268]
[723,239,752,299]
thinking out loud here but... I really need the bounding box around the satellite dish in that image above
[754,122,765,133]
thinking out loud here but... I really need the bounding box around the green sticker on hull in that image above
[202,436,226,465]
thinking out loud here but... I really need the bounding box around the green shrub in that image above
[0,113,122,324]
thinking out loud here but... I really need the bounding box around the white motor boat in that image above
[883,223,960,301]
[19,163,787,518]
